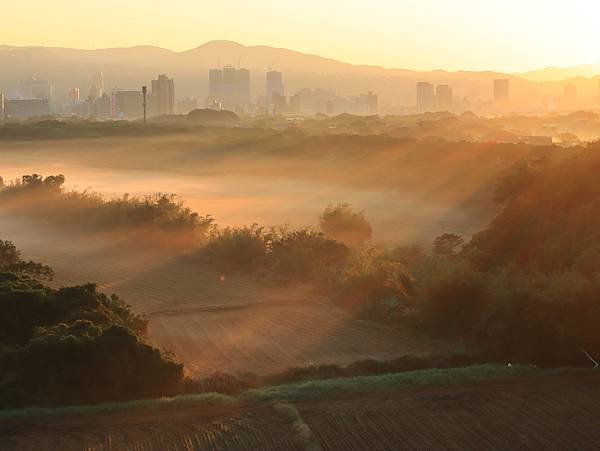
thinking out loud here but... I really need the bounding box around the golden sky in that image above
[3,0,599,72]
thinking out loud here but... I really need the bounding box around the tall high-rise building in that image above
[417,82,435,113]
[208,69,222,101]
[207,67,251,111]
[365,92,378,114]
[436,84,454,111]
[221,65,237,110]
[89,72,105,100]
[266,71,284,104]
[493,79,510,104]
[236,68,250,107]
[68,88,80,104]
[92,93,111,119]
[114,90,143,119]
[0,93,4,120]
[151,74,175,116]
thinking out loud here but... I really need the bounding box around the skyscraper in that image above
[207,67,251,112]
[89,72,104,100]
[208,69,222,101]
[493,79,510,104]
[0,93,4,120]
[221,65,237,110]
[114,90,143,119]
[151,74,175,116]
[417,82,435,113]
[266,71,284,104]
[236,68,250,108]
[436,84,454,111]
[68,88,80,104]
[364,92,378,114]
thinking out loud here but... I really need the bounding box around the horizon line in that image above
[1,39,599,77]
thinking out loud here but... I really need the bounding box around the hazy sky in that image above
[3,0,599,72]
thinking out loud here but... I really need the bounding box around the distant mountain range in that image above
[518,64,600,82]
[0,40,598,107]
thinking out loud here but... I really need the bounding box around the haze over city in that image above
[2,2,600,450]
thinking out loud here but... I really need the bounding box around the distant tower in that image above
[68,88,80,104]
[236,68,250,108]
[151,74,175,116]
[88,72,105,100]
[209,69,223,102]
[221,65,237,110]
[416,82,435,113]
[266,71,284,104]
[436,84,454,111]
[142,86,147,123]
[493,79,510,105]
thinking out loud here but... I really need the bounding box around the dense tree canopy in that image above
[0,243,183,408]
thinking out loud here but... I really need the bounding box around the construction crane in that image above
[268,57,279,72]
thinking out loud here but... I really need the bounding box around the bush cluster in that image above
[195,225,351,282]
[0,243,184,408]
[0,174,213,248]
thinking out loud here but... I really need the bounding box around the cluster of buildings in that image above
[0,73,177,121]
[416,79,511,114]
[69,72,175,119]
[4,68,599,121]
[206,66,251,112]
[0,68,378,120]
[0,78,53,120]
[416,83,455,113]
[204,67,378,116]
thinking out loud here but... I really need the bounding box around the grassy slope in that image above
[0,364,535,420]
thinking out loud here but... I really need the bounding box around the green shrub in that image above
[270,229,350,281]
[319,203,372,247]
[198,225,268,271]
[193,226,350,282]
[0,259,183,408]
[0,174,213,248]
[0,240,53,280]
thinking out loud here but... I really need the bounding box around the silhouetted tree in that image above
[433,233,464,257]
[319,203,372,247]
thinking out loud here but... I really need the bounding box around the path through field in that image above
[0,213,446,377]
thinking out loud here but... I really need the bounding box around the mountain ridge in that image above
[0,40,598,105]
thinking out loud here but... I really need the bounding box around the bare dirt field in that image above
[3,371,599,451]
[0,213,446,377]
[149,301,442,376]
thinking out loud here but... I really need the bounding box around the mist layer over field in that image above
[0,130,534,245]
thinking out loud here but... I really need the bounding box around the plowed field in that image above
[3,371,599,450]
[0,213,446,377]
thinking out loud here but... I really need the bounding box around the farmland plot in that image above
[0,213,446,376]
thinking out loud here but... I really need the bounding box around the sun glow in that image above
[3,0,599,72]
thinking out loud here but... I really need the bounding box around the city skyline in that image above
[3,0,600,73]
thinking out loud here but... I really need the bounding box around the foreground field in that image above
[0,213,446,377]
[2,370,599,450]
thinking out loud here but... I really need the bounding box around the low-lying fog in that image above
[0,154,481,245]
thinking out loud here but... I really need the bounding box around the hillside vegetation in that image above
[409,143,600,366]
[0,174,213,249]
[0,242,183,408]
